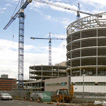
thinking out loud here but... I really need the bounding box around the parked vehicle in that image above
[94,100,102,105]
[24,92,42,102]
[30,93,42,101]
[0,93,12,100]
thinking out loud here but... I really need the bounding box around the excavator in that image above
[51,85,74,103]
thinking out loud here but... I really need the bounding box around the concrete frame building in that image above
[24,65,67,91]
[24,80,44,91]
[67,12,106,96]
[45,77,69,92]
[29,65,67,80]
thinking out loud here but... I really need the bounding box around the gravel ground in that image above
[52,102,102,106]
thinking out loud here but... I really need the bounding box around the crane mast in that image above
[77,3,80,19]
[30,33,65,65]
[4,0,32,90]
[49,33,52,65]
[18,6,25,90]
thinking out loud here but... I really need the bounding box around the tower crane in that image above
[30,33,65,65]
[77,3,80,19]
[3,0,100,90]
[4,0,32,90]
[34,0,101,17]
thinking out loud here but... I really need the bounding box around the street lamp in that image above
[66,68,71,96]
[83,69,85,98]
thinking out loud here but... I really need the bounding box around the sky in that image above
[0,0,106,80]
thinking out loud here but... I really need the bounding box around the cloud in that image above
[6,4,12,7]
[51,33,66,39]
[79,0,106,6]
[52,40,66,64]
[1,8,7,10]
[0,7,7,13]
[30,5,72,28]
[0,39,66,80]
[0,3,12,14]
[79,0,106,13]
[6,0,18,2]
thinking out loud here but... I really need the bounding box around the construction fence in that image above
[0,90,55,102]
[0,90,106,103]
[73,92,106,103]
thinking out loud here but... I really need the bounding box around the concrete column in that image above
[80,31,82,76]
[70,31,72,76]
[96,28,98,76]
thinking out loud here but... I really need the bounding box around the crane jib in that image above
[21,0,32,9]
[3,0,32,30]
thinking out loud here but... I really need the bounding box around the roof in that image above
[29,65,67,70]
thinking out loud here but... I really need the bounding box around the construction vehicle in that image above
[51,85,74,103]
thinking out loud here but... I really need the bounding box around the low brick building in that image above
[0,78,16,91]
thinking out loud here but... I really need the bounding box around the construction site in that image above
[24,12,106,104]
[24,65,67,91]
[1,0,106,106]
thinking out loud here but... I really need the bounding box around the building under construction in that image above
[29,65,67,80]
[24,64,67,91]
[67,12,106,96]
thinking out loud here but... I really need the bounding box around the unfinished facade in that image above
[29,65,67,80]
[24,65,67,91]
[67,12,106,95]
[67,12,106,76]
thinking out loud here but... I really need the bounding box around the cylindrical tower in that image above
[66,12,106,97]
[67,12,106,77]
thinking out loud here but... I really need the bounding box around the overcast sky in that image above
[0,0,106,79]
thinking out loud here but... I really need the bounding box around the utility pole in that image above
[83,69,85,98]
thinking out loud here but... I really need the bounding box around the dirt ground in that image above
[52,102,102,106]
